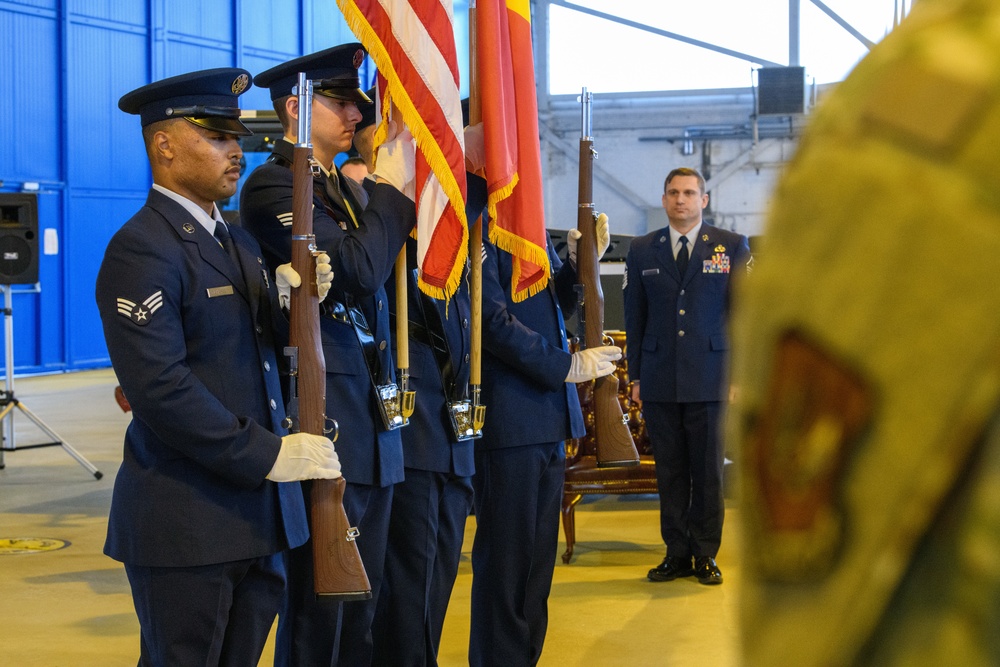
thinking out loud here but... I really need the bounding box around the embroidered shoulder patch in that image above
[117,291,163,326]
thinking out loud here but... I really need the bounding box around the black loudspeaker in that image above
[0,193,40,285]
[758,66,806,115]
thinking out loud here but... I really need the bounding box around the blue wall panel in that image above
[66,191,147,367]
[64,17,151,370]
[68,0,145,24]
[308,0,354,53]
[166,0,232,43]
[241,0,299,54]
[1,7,60,184]
[3,0,56,10]
[68,23,150,190]
[35,191,66,371]
[162,41,236,77]
[1,4,60,375]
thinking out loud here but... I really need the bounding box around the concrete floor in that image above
[0,369,743,666]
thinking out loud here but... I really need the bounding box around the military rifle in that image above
[576,88,640,467]
[287,72,372,599]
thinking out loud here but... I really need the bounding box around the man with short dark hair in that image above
[97,67,338,666]
[624,166,751,586]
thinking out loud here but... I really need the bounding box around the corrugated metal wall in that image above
[0,0,366,374]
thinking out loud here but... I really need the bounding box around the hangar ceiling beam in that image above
[545,0,785,68]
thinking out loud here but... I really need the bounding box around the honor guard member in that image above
[731,0,1000,664]
[372,109,490,664]
[239,45,418,667]
[469,144,621,663]
[624,167,750,586]
[97,68,340,666]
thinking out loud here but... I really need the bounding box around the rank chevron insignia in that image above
[117,291,163,326]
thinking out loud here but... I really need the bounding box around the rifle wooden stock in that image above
[576,91,639,468]
[289,111,371,600]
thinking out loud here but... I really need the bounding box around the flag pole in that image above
[395,246,415,423]
[469,0,486,434]
[389,98,414,424]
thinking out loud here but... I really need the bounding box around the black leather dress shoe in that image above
[647,555,694,582]
[694,556,723,585]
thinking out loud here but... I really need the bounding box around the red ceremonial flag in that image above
[338,0,469,301]
[476,0,549,301]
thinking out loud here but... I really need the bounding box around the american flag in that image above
[338,0,469,301]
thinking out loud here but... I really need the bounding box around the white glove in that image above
[374,125,416,199]
[266,432,341,482]
[567,212,611,266]
[565,345,622,383]
[314,252,333,303]
[275,264,299,311]
[464,122,485,173]
[276,254,334,310]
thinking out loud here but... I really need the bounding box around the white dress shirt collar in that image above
[668,222,703,259]
[152,183,224,236]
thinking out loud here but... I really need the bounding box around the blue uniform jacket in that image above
[478,232,586,450]
[623,222,750,403]
[240,139,413,487]
[96,189,308,568]
[384,175,487,475]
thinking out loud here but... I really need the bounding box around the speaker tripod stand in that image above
[0,284,102,478]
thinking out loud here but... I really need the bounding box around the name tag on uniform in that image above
[206,285,234,298]
[642,268,660,276]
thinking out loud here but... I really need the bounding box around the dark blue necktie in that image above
[676,235,689,276]
[214,220,237,264]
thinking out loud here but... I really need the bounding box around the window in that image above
[546,0,912,94]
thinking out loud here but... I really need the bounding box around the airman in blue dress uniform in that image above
[374,140,489,662]
[97,68,339,666]
[470,214,620,665]
[239,45,418,667]
[624,167,751,586]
